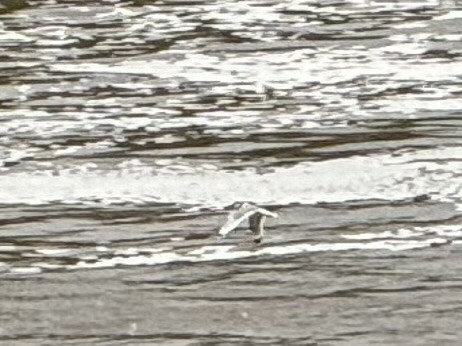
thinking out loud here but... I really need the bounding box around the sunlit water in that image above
[1,0,462,344]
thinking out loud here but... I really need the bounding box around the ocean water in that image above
[1,0,462,344]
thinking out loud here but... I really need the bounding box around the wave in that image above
[1,147,461,208]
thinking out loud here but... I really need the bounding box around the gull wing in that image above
[218,209,256,237]
[254,207,278,218]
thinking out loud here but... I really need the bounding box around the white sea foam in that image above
[10,267,42,275]
[343,224,462,241]
[1,147,461,207]
[72,237,454,270]
[0,246,17,252]
[342,228,424,240]
[50,49,461,95]
[35,249,75,256]
[434,11,462,20]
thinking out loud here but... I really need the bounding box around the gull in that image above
[217,203,278,243]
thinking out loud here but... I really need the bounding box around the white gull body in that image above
[218,203,278,243]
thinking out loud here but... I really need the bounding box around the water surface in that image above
[1,0,462,344]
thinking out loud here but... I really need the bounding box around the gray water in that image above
[1,0,462,344]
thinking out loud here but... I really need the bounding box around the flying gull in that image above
[217,203,278,243]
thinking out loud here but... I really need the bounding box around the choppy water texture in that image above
[1,0,462,344]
